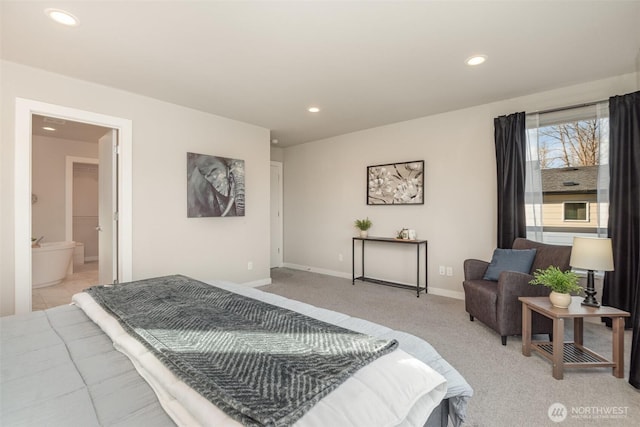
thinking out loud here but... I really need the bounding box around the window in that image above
[563,201,589,221]
[525,103,609,245]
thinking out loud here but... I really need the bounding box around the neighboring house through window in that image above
[525,103,609,245]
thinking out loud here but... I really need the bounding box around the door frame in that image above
[14,98,132,314]
[65,156,99,245]
[270,161,283,268]
[65,156,99,267]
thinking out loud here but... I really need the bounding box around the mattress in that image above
[1,278,472,426]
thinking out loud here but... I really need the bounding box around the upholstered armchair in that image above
[463,238,572,345]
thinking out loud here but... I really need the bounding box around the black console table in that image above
[352,236,428,297]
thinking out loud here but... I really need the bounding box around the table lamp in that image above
[569,237,614,307]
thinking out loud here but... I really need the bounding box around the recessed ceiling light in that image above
[42,126,56,131]
[45,8,79,27]
[466,55,487,66]
[271,139,279,144]
[308,107,320,113]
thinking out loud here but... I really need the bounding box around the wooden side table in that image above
[519,296,630,380]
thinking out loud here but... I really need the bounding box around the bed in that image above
[1,275,472,426]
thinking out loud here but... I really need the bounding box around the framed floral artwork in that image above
[367,160,424,205]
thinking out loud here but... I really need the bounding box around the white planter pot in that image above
[359,230,368,238]
[549,291,571,308]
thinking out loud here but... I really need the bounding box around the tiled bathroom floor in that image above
[32,261,99,311]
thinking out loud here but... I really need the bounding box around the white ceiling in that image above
[3,1,640,147]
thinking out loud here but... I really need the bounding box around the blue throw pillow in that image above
[482,248,537,281]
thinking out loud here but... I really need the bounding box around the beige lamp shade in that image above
[570,237,614,271]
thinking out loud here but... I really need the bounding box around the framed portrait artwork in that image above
[367,160,424,205]
[187,152,245,217]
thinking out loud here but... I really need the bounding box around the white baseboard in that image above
[281,263,464,300]
[283,263,352,279]
[85,256,98,262]
[428,287,464,300]
[242,278,272,288]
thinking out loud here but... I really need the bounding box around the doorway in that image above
[14,98,133,314]
[32,120,115,308]
[65,156,100,262]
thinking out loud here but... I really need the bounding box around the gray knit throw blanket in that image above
[85,275,398,426]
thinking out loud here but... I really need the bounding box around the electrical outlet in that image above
[247,261,253,270]
[338,253,343,262]
[439,265,445,275]
[446,267,453,276]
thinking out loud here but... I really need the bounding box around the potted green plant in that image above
[530,266,582,308]
[354,218,372,238]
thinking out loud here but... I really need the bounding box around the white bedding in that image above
[73,282,447,427]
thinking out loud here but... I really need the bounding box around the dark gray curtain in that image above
[602,91,640,388]
[494,112,527,249]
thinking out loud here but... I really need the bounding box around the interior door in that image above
[270,162,283,268]
[98,130,118,284]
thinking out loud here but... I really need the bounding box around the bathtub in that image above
[32,241,76,288]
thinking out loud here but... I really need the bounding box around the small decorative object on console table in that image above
[354,217,373,238]
[396,228,409,239]
[569,237,614,307]
[529,266,581,308]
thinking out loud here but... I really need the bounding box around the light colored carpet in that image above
[260,268,639,427]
